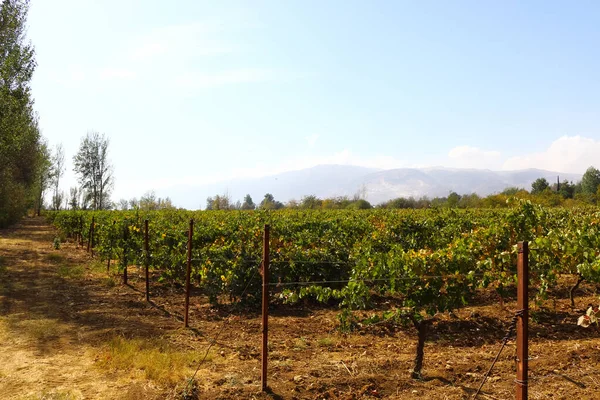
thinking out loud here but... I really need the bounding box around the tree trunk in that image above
[410,317,428,379]
[570,274,584,309]
[496,284,505,309]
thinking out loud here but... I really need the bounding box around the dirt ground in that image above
[1,217,600,399]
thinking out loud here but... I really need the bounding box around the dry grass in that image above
[57,264,84,279]
[19,390,82,400]
[5,316,64,341]
[96,336,200,385]
[317,336,337,348]
[44,253,64,264]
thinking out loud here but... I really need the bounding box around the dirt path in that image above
[0,217,175,399]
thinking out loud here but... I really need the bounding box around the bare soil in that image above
[1,217,600,399]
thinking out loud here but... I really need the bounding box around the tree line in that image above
[198,166,600,211]
[203,192,372,210]
[378,166,600,209]
[0,0,45,226]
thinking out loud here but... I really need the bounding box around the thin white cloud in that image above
[306,134,319,147]
[130,41,167,61]
[128,22,232,62]
[447,145,502,170]
[175,69,274,89]
[68,64,86,82]
[503,135,600,173]
[99,68,136,80]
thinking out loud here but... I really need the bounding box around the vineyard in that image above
[46,200,600,398]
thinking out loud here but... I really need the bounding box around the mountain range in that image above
[157,165,582,209]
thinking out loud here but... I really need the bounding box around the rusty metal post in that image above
[516,241,529,400]
[184,219,194,327]
[123,223,128,285]
[261,224,270,392]
[145,219,150,302]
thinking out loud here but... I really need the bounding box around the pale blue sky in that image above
[28,0,600,203]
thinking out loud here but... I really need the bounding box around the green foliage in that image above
[0,0,42,226]
[260,193,284,210]
[531,178,550,194]
[581,166,600,196]
[48,201,600,325]
[241,194,255,210]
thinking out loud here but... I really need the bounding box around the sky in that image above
[27,0,600,205]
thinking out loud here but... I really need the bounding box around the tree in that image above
[581,166,600,195]
[129,198,139,210]
[73,131,113,210]
[260,193,284,210]
[300,195,322,209]
[348,199,372,209]
[33,140,52,216]
[139,190,174,210]
[117,199,129,210]
[557,180,576,199]
[446,192,461,208]
[241,194,255,210]
[0,0,41,226]
[206,193,231,210]
[140,191,158,210]
[50,143,65,210]
[531,178,550,195]
[68,187,79,210]
[501,187,522,196]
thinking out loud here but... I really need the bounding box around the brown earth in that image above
[1,217,600,399]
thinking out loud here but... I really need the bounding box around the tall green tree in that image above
[300,195,322,209]
[33,140,52,216]
[241,194,255,210]
[73,131,113,210]
[260,193,284,210]
[0,0,41,226]
[581,166,600,195]
[531,178,550,194]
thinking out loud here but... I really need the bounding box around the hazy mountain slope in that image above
[158,165,583,209]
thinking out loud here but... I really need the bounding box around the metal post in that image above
[261,224,270,392]
[516,241,529,400]
[145,219,150,302]
[123,224,128,285]
[184,219,194,327]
